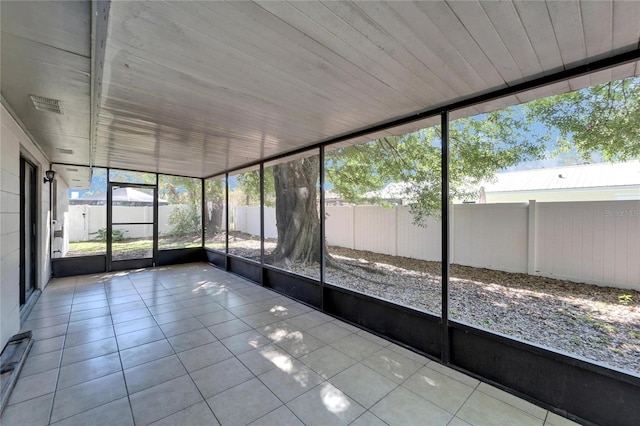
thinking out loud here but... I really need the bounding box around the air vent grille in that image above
[66,167,79,172]
[29,95,63,114]
[56,148,74,155]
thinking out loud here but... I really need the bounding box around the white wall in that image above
[1,104,52,349]
[236,202,639,290]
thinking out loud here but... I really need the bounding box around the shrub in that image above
[91,227,127,242]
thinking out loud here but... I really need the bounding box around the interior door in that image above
[20,157,37,306]
[107,183,158,270]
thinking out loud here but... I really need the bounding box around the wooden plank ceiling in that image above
[2,1,640,185]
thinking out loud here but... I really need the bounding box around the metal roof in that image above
[2,1,640,187]
[484,161,640,193]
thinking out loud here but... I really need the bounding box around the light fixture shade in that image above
[44,169,56,183]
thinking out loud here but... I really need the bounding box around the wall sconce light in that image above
[44,169,56,183]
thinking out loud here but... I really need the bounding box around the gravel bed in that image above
[226,234,640,375]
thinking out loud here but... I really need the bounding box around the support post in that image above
[441,111,451,364]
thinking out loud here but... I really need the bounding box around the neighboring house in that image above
[361,161,640,205]
[470,161,640,203]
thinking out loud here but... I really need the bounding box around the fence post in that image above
[351,205,356,250]
[394,206,398,256]
[528,200,537,275]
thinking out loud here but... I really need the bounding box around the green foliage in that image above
[525,76,640,161]
[326,108,546,225]
[618,294,633,305]
[91,227,127,242]
[159,176,203,237]
[236,169,276,206]
[235,77,638,228]
[168,205,201,237]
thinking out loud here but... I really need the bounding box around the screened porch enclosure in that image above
[52,68,640,426]
[3,1,640,425]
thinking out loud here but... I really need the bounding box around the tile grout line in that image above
[45,275,78,426]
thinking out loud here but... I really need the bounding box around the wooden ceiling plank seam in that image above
[157,1,399,116]
[101,71,360,136]
[568,74,592,92]
[612,0,640,51]
[97,79,362,145]
[0,0,91,58]
[281,0,447,107]
[580,0,614,60]
[100,52,365,136]
[352,1,471,98]
[610,62,638,81]
[445,0,523,84]
[479,0,544,79]
[253,0,422,109]
[181,1,408,118]
[103,43,382,131]
[413,1,506,89]
[512,1,564,75]
[547,0,588,67]
[344,0,463,100]
[387,1,489,94]
[105,23,360,120]
[588,68,615,87]
[203,1,414,112]
[318,0,449,104]
[288,0,445,106]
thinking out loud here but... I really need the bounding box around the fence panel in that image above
[453,203,528,273]
[326,206,354,249]
[396,206,441,261]
[354,206,397,256]
[536,201,640,289]
[69,200,639,289]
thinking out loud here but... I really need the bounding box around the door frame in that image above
[106,182,158,271]
[19,156,37,306]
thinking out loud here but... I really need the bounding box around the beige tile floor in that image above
[1,263,580,426]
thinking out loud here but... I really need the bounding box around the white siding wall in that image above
[1,105,52,349]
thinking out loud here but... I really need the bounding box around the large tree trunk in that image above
[268,157,321,264]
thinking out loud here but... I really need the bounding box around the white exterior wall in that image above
[1,104,52,349]
[485,187,640,204]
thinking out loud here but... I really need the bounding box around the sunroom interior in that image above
[1,1,639,425]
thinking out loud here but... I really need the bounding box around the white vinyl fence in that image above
[67,205,182,242]
[234,200,640,290]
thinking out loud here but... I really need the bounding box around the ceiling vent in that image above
[66,167,79,172]
[29,94,63,114]
[56,148,74,155]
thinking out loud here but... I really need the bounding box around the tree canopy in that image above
[233,76,638,263]
[525,77,640,162]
